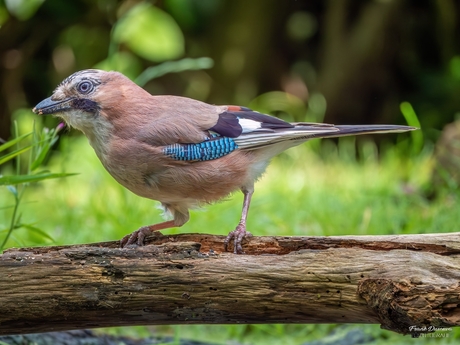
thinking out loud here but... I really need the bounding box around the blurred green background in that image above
[1,0,460,344]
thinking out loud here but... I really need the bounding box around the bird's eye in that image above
[77,81,93,94]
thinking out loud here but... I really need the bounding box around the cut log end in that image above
[358,278,460,336]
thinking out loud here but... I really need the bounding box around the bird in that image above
[33,69,416,253]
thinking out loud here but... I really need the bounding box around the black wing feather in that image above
[209,109,294,138]
[209,112,242,137]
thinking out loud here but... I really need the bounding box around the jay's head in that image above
[33,69,136,132]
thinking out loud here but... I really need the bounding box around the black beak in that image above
[33,96,74,115]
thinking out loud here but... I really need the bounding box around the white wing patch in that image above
[238,118,263,133]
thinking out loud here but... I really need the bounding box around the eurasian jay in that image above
[33,69,415,253]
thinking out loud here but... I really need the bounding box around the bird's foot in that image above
[120,226,153,248]
[120,220,175,248]
[224,224,253,254]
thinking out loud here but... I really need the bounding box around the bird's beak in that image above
[33,96,74,115]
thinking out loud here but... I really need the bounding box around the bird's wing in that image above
[161,105,415,162]
[208,106,339,149]
[161,106,339,161]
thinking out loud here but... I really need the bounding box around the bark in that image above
[1,232,459,336]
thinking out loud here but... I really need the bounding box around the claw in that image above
[224,224,252,254]
[120,226,152,247]
[120,219,177,248]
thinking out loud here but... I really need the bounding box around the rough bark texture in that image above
[1,232,459,336]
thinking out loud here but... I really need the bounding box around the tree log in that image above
[1,232,459,336]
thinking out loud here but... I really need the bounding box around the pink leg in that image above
[224,186,254,254]
[120,220,176,247]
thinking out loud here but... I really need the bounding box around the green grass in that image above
[2,135,448,247]
[1,132,459,344]
[2,137,448,246]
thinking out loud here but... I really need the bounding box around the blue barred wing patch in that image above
[163,137,238,161]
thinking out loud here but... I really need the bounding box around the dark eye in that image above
[77,81,93,94]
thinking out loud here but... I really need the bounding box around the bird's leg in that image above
[120,220,176,247]
[224,186,254,254]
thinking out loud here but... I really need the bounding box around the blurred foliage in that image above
[0,0,459,141]
[0,122,74,251]
[113,2,184,62]
[3,0,44,21]
[1,0,460,343]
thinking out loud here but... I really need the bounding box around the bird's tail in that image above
[235,123,416,152]
[305,124,417,139]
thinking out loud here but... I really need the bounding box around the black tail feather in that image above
[310,124,417,139]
